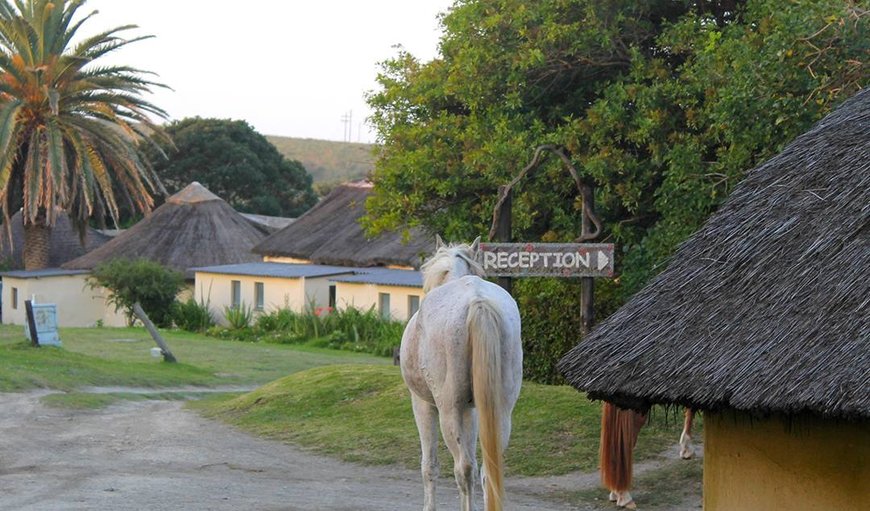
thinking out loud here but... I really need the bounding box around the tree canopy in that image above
[147,118,318,217]
[0,0,169,269]
[365,0,867,381]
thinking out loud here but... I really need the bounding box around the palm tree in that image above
[0,0,169,269]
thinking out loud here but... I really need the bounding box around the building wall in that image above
[334,282,423,321]
[263,256,311,264]
[195,271,361,325]
[704,411,869,511]
[1,274,128,327]
[195,272,306,324]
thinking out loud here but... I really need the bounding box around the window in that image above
[408,295,420,318]
[11,287,18,310]
[378,292,391,320]
[328,285,336,309]
[231,280,241,308]
[254,282,264,311]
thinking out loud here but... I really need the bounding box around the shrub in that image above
[89,259,184,328]
[256,308,298,332]
[211,305,405,357]
[224,304,254,330]
[173,297,215,332]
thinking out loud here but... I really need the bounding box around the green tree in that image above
[88,259,183,328]
[146,117,318,217]
[0,0,170,270]
[366,0,866,382]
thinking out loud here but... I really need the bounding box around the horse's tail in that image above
[600,402,647,492]
[468,297,505,511]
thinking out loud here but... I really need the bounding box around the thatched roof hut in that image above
[63,182,266,278]
[253,181,431,268]
[558,89,869,421]
[0,209,111,269]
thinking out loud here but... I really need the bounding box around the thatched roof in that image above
[558,89,870,421]
[253,182,431,268]
[240,213,295,233]
[0,209,111,269]
[63,182,266,278]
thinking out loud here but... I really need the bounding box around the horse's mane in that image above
[421,242,485,293]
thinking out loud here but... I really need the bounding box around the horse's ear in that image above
[470,236,481,254]
[435,234,445,250]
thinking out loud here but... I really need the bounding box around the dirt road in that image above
[0,391,700,510]
[0,391,586,510]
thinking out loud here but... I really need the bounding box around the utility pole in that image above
[340,110,353,142]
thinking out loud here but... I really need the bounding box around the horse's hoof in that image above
[679,432,694,459]
[609,490,618,502]
[616,492,636,509]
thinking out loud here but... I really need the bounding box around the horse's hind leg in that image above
[412,394,440,511]
[439,407,477,511]
[679,408,695,460]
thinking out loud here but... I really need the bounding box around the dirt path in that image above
[0,391,700,510]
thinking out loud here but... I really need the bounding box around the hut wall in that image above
[263,256,311,265]
[1,274,127,327]
[195,272,306,324]
[704,411,869,511]
[334,282,422,321]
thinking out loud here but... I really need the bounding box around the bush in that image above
[89,259,184,328]
[173,297,215,332]
[211,305,405,357]
[224,304,254,330]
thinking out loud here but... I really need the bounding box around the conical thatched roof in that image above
[253,182,431,268]
[63,182,266,278]
[0,209,111,269]
[558,89,870,421]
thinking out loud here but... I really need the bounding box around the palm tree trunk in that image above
[23,217,52,270]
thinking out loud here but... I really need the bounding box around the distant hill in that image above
[267,136,375,184]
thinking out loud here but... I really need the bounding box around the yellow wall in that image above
[334,282,422,321]
[263,256,311,264]
[1,274,128,327]
[194,272,346,324]
[704,411,869,511]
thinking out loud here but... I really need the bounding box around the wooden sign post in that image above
[488,145,608,335]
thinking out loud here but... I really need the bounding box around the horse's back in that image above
[400,275,522,408]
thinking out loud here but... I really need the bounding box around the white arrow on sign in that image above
[597,250,609,271]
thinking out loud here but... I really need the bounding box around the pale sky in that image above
[82,0,454,143]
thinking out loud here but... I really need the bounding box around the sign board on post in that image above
[24,303,61,346]
[477,243,614,278]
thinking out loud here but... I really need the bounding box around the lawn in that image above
[194,365,695,477]
[0,324,388,392]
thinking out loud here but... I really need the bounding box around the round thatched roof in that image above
[559,89,869,420]
[62,182,266,278]
[252,181,431,268]
[0,209,111,269]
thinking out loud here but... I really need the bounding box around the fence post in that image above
[24,300,39,347]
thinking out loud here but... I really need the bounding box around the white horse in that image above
[400,236,523,511]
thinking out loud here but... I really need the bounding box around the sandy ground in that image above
[0,391,700,511]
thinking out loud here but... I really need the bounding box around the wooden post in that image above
[496,185,513,295]
[133,302,177,363]
[580,184,595,336]
[24,300,39,347]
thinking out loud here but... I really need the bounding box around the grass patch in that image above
[0,324,388,392]
[195,365,684,477]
